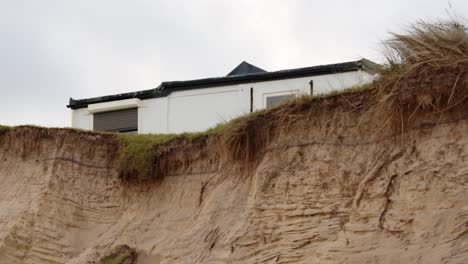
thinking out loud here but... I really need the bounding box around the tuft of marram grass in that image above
[362,19,468,139]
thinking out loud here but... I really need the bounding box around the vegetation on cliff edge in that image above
[2,19,466,183]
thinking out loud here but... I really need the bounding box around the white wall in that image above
[71,108,93,130]
[71,70,375,134]
[167,87,248,133]
[139,97,168,134]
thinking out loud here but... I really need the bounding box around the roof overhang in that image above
[87,98,141,114]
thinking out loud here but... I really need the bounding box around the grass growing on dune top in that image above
[116,133,179,181]
[116,123,228,182]
[0,125,11,136]
[0,125,11,132]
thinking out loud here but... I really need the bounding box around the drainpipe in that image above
[250,87,254,113]
[309,80,314,96]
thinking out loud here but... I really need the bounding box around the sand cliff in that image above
[0,88,467,263]
[1,21,468,264]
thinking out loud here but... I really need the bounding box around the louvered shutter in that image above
[93,108,138,133]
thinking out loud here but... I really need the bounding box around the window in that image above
[93,108,138,133]
[263,91,297,108]
[266,95,294,108]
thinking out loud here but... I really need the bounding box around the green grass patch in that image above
[117,133,179,181]
[0,125,12,136]
[0,125,11,132]
[116,122,228,181]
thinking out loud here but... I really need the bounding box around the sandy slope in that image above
[0,95,467,263]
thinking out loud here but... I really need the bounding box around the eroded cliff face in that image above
[0,93,467,264]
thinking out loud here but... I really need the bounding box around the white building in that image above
[68,60,378,134]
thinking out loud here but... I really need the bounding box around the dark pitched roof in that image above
[227,61,267,76]
[68,59,379,109]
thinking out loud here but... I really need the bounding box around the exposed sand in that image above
[0,100,467,264]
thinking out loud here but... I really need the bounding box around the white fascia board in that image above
[87,98,141,113]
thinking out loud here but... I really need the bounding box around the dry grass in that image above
[314,83,375,98]
[222,110,273,163]
[363,20,468,139]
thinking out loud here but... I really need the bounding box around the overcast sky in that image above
[1,0,467,127]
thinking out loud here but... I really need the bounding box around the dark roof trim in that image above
[68,59,377,109]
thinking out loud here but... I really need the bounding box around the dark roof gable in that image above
[227,61,267,76]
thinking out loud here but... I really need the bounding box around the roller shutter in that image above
[93,108,138,133]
